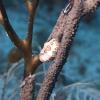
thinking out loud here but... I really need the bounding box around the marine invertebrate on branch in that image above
[39,38,60,62]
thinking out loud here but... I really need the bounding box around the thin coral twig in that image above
[0,0,41,78]
[0,0,23,50]
[25,0,39,46]
[0,1,41,100]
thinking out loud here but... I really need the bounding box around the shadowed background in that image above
[0,0,100,100]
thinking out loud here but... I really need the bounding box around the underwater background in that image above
[0,0,100,100]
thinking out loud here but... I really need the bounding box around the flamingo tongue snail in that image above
[39,38,60,62]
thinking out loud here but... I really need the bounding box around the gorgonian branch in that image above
[36,0,100,99]
[0,0,40,77]
[0,0,23,50]
[0,1,41,100]
[47,0,74,42]
[25,0,39,46]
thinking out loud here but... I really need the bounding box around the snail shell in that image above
[39,39,60,62]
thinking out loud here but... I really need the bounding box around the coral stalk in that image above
[36,0,100,100]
